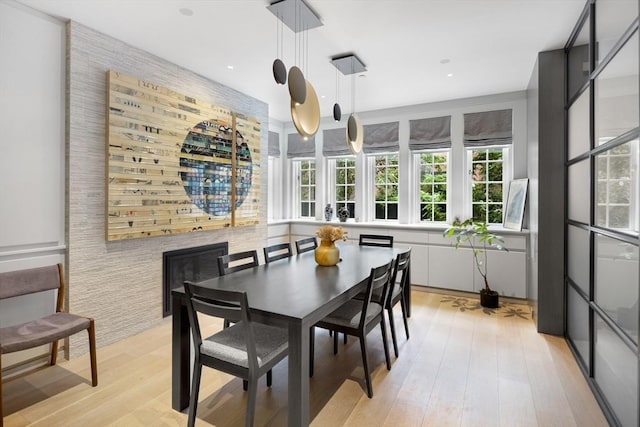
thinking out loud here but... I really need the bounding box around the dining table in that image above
[171,243,411,426]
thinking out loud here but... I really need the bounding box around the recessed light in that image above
[321,95,326,99]
[227,65,234,70]
[179,8,193,16]
[447,73,453,77]
[440,58,451,64]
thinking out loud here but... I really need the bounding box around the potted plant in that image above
[443,218,508,308]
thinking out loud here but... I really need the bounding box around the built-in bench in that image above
[0,264,97,424]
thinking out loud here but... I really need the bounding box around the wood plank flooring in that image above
[2,289,607,426]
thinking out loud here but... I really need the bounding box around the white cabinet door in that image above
[428,246,474,292]
[473,250,527,298]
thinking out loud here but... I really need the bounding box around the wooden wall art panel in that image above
[106,71,260,241]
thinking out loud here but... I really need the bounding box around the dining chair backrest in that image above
[263,243,293,264]
[358,260,393,329]
[295,237,318,254]
[183,283,259,372]
[388,249,411,303]
[217,250,259,276]
[359,234,394,248]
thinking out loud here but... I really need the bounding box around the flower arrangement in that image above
[316,225,348,243]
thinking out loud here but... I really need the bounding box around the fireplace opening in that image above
[162,242,228,317]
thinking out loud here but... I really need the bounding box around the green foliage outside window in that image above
[374,154,398,220]
[420,152,448,222]
[335,157,356,218]
[471,148,504,224]
[299,160,316,217]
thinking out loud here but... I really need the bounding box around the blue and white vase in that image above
[337,206,349,222]
[324,204,333,221]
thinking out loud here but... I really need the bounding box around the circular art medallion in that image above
[179,121,252,216]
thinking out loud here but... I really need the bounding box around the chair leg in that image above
[309,326,315,378]
[380,317,392,371]
[387,306,399,358]
[333,330,339,355]
[88,320,98,386]
[343,333,348,345]
[245,377,258,427]
[51,339,59,366]
[187,361,202,427]
[359,335,373,398]
[1,348,4,425]
[243,379,248,391]
[266,369,272,387]
[224,319,230,329]
[400,297,410,339]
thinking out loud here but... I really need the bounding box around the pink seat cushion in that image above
[0,312,91,354]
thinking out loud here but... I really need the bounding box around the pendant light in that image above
[290,19,319,139]
[346,71,363,154]
[330,54,366,152]
[272,11,286,85]
[267,0,323,138]
[333,67,341,122]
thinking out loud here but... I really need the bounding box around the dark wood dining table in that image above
[171,243,411,426]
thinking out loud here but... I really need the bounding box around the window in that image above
[417,151,448,222]
[374,154,399,220]
[596,140,639,232]
[469,147,506,224]
[295,159,316,218]
[334,157,356,218]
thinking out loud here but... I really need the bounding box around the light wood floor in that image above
[3,289,608,427]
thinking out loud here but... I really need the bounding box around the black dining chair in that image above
[386,249,411,357]
[217,249,275,388]
[183,283,288,427]
[217,250,259,275]
[295,237,318,254]
[359,234,394,248]
[263,242,293,264]
[310,260,393,398]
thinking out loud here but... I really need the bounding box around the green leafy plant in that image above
[443,218,508,294]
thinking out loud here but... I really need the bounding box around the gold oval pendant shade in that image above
[346,113,363,154]
[291,81,320,139]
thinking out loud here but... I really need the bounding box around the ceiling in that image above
[17,0,587,123]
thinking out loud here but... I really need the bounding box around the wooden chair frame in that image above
[359,234,394,248]
[295,237,318,254]
[310,260,393,398]
[0,264,97,425]
[184,283,288,427]
[263,243,293,264]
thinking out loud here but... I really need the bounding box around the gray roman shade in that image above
[268,131,280,157]
[362,122,399,154]
[322,128,352,157]
[409,115,452,150]
[286,133,316,158]
[463,109,512,147]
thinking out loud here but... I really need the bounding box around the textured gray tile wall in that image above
[67,21,268,356]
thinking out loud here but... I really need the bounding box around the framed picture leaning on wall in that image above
[503,178,528,231]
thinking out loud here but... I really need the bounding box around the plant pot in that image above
[315,240,340,266]
[480,289,499,308]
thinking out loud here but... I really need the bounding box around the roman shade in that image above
[362,122,399,154]
[268,131,280,157]
[287,133,315,158]
[408,115,452,150]
[322,128,352,156]
[463,109,512,147]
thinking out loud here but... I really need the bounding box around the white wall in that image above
[0,0,66,368]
